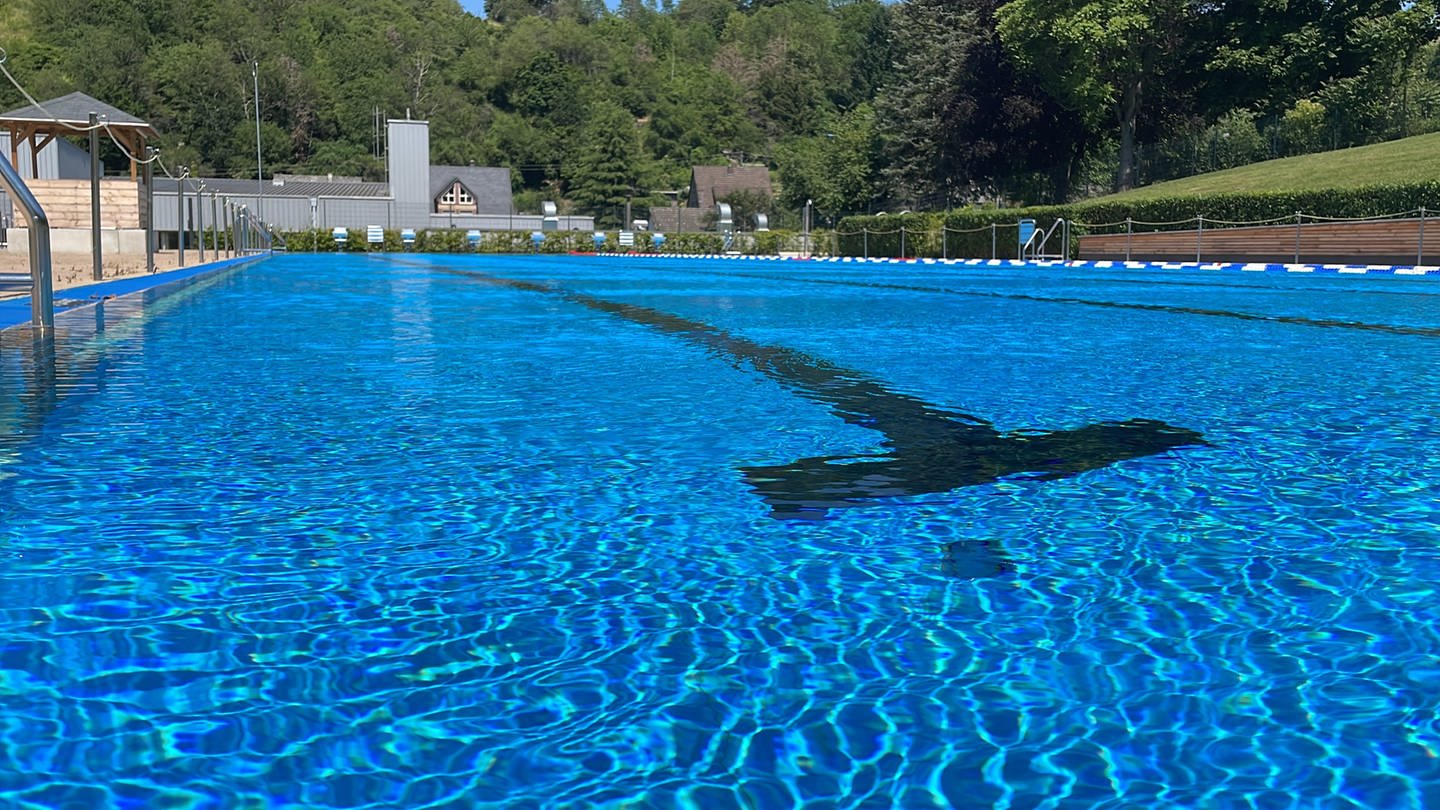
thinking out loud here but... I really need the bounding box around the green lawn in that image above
[1094,131,1440,201]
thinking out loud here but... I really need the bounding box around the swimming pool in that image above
[1,253,1437,808]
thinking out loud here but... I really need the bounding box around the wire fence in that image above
[828,207,1440,265]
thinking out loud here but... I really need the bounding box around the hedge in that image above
[280,228,739,255]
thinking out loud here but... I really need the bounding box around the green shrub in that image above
[661,232,724,254]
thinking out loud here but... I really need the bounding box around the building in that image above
[651,164,774,233]
[2,96,591,250]
[150,118,591,236]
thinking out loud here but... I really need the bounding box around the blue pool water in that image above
[1,253,1438,808]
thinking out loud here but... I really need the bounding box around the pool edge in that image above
[589,253,1440,278]
[0,254,268,332]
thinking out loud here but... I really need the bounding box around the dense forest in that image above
[3,0,1439,225]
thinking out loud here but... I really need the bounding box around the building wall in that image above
[650,207,710,233]
[1,132,59,180]
[0,132,93,180]
[387,119,431,229]
[146,192,393,232]
[428,214,594,232]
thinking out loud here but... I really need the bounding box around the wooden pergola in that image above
[0,91,157,181]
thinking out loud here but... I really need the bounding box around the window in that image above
[441,189,456,204]
[457,187,473,204]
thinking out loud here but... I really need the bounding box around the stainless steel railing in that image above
[0,152,54,330]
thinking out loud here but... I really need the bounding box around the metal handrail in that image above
[0,153,54,330]
[1024,219,1068,261]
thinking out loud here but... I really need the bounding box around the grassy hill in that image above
[1094,131,1440,202]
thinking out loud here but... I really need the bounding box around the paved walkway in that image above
[0,249,202,296]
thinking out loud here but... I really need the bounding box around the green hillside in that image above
[1096,132,1440,202]
[3,0,1437,224]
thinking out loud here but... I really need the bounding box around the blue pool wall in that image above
[602,253,1440,277]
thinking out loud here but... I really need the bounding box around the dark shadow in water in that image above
[452,270,1207,572]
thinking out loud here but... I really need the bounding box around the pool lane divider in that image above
[0,254,267,331]
[432,263,1207,571]
[588,252,1440,278]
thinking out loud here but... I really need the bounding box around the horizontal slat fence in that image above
[1078,216,1439,265]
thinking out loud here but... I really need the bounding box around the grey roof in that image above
[154,176,390,199]
[429,165,512,214]
[0,91,153,129]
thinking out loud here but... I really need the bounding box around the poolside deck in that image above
[0,249,185,297]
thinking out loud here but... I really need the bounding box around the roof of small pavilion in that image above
[0,92,158,178]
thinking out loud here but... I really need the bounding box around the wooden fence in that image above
[1078,215,1439,265]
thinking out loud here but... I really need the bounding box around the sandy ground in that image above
[0,249,202,295]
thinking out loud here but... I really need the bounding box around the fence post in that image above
[1196,214,1204,263]
[89,112,102,281]
[1294,211,1301,264]
[990,223,996,259]
[942,226,948,260]
[1125,217,1132,261]
[900,226,906,259]
[177,174,186,267]
[1419,206,1427,266]
[863,227,869,259]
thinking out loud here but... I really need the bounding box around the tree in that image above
[775,103,880,218]
[997,0,1189,191]
[566,101,649,226]
[879,0,1088,204]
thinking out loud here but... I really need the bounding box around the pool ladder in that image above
[1022,218,1070,262]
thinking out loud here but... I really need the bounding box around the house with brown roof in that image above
[687,165,773,209]
[652,164,774,232]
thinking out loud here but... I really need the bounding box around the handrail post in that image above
[1419,206,1427,266]
[1125,217,1132,261]
[0,151,54,330]
[1294,211,1302,264]
[89,112,103,281]
[176,171,186,267]
[196,182,206,263]
[990,222,996,259]
[942,225,948,259]
[143,147,155,273]
[900,225,906,259]
[863,227,869,259]
[1196,214,1204,263]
